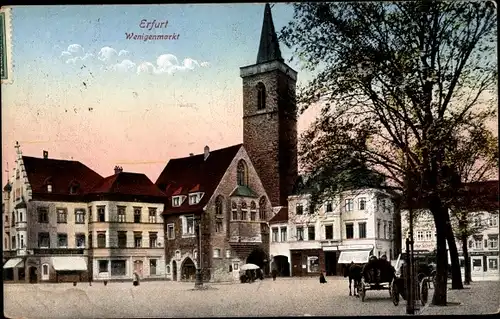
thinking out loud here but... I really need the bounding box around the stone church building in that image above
[155,3,299,282]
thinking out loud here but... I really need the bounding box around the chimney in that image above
[114,166,123,174]
[43,150,48,159]
[189,153,194,157]
[204,146,210,161]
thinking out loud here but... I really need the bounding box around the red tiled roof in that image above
[22,156,103,198]
[269,207,288,224]
[89,172,166,198]
[156,144,243,215]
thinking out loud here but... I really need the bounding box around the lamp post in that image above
[194,215,203,288]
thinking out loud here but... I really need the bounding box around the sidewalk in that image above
[418,281,499,315]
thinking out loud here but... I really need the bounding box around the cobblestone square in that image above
[4,277,499,318]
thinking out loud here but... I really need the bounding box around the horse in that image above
[344,262,363,296]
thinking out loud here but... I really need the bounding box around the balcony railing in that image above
[33,248,85,255]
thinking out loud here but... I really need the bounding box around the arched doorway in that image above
[247,247,268,274]
[181,258,196,281]
[273,255,290,277]
[172,261,177,281]
[29,267,38,283]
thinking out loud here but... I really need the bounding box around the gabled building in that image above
[156,145,272,282]
[3,146,102,283]
[269,185,397,277]
[86,166,167,281]
[401,180,499,281]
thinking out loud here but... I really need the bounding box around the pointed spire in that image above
[256,3,284,64]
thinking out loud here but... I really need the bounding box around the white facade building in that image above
[269,188,397,277]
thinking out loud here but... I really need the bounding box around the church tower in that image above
[240,3,298,208]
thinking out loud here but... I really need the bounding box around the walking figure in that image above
[319,271,327,284]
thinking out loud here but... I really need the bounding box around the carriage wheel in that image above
[420,278,429,306]
[391,279,399,306]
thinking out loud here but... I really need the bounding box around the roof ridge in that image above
[170,144,243,161]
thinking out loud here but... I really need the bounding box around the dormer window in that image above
[172,196,186,207]
[189,194,199,205]
[70,183,80,194]
[44,177,53,193]
[47,184,53,193]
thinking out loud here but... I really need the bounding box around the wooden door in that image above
[291,252,302,277]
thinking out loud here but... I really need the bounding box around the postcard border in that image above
[1,6,13,85]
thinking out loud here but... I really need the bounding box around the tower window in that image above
[237,160,248,186]
[256,82,266,110]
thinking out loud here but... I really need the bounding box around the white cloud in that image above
[200,61,210,67]
[98,46,119,64]
[118,50,130,57]
[67,44,84,56]
[138,54,210,75]
[112,59,136,72]
[60,51,72,59]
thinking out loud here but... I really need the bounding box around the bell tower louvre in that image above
[240,3,298,208]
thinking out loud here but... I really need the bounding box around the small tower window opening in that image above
[215,196,224,216]
[256,82,266,110]
[259,197,267,220]
[237,160,248,186]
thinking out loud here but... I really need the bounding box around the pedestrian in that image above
[272,268,278,281]
[319,271,327,284]
[133,271,140,286]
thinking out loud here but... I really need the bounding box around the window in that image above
[325,225,333,240]
[359,198,366,210]
[111,260,126,276]
[167,224,175,239]
[57,209,67,223]
[19,211,23,222]
[134,232,142,248]
[117,206,126,222]
[166,265,171,274]
[134,207,141,223]
[118,232,127,248]
[226,249,231,258]
[38,232,50,248]
[280,227,287,242]
[345,223,354,239]
[149,208,157,223]
[237,160,248,186]
[172,196,181,207]
[325,201,333,212]
[231,201,238,220]
[57,233,68,248]
[75,233,85,248]
[388,221,393,240]
[11,212,14,226]
[149,232,158,248]
[296,204,304,215]
[12,235,16,249]
[488,258,498,271]
[97,232,106,248]
[38,208,49,223]
[469,240,474,249]
[425,230,432,241]
[417,231,424,241]
[75,209,85,224]
[20,234,24,248]
[259,197,266,220]
[42,264,49,276]
[175,250,181,259]
[47,184,52,193]
[382,199,387,212]
[189,194,199,205]
[296,227,304,241]
[377,219,381,238]
[69,183,79,194]
[358,222,367,239]
[488,235,498,249]
[185,215,195,234]
[256,82,266,110]
[474,236,483,249]
[474,217,481,227]
[307,256,319,273]
[308,226,315,241]
[150,259,157,275]
[213,248,221,258]
[215,196,224,215]
[98,206,105,222]
[489,216,498,227]
[345,199,354,212]
[215,219,223,233]
[88,234,93,248]
[250,201,257,221]
[272,228,279,242]
[99,260,109,273]
[241,201,248,220]
[383,221,387,239]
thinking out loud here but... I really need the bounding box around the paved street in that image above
[4,277,499,318]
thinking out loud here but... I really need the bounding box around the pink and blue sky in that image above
[1,4,318,182]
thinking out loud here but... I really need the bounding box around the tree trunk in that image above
[462,235,471,285]
[445,213,464,289]
[431,202,448,306]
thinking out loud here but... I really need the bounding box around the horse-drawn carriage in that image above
[390,252,436,306]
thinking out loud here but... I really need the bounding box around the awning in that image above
[338,250,372,264]
[3,258,23,269]
[51,257,87,271]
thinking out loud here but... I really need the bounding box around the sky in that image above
[1,4,319,183]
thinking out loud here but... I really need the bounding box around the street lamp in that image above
[194,215,203,288]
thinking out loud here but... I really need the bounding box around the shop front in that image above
[290,249,324,277]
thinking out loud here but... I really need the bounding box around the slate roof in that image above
[269,207,288,224]
[88,172,166,202]
[230,185,258,198]
[156,144,243,215]
[22,156,103,200]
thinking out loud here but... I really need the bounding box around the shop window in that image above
[111,260,126,276]
[307,256,319,273]
[99,260,109,273]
